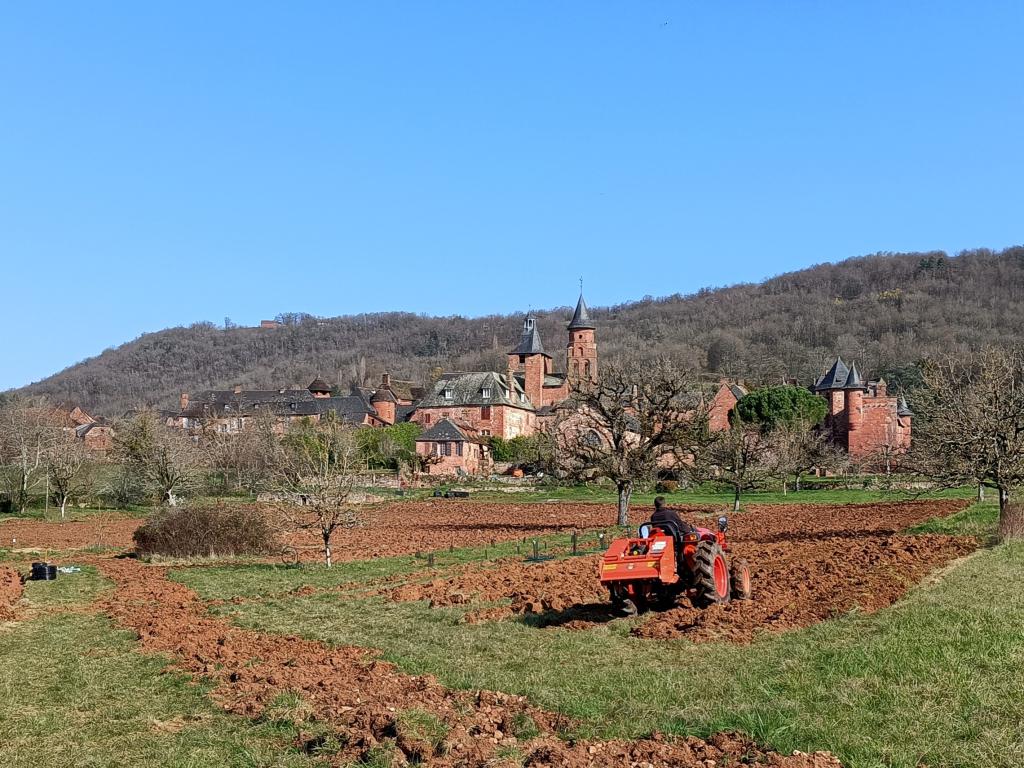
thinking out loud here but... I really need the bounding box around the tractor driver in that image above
[650,496,689,537]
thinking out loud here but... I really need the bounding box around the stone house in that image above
[415,418,491,476]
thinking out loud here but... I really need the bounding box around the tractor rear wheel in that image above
[731,558,753,600]
[693,541,731,607]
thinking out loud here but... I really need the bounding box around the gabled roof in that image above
[370,387,398,404]
[416,418,469,442]
[417,371,534,411]
[509,317,548,357]
[567,294,596,330]
[814,357,850,391]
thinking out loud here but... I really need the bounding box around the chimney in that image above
[506,359,517,400]
[233,384,243,395]
[179,393,189,411]
[382,372,391,388]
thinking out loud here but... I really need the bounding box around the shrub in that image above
[655,480,679,494]
[133,503,278,558]
[998,503,1024,542]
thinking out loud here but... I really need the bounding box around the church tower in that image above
[566,294,597,382]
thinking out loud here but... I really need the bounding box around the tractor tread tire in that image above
[731,558,753,600]
[693,541,730,608]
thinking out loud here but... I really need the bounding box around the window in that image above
[518,355,525,364]
[456,442,463,457]
[573,361,580,375]
[480,429,491,436]
[443,387,453,400]
[481,387,491,399]
[443,442,453,456]
[424,413,431,424]
[584,361,591,378]
[519,392,526,403]
[481,405,491,421]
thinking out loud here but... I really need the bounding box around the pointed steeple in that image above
[843,362,866,390]
[897,394,913,417]
[509,316,548,356]
[568,294,596,330]
[814,357,849,391]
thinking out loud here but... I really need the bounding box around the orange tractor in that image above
[599,515,752,615]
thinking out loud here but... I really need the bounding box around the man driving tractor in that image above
[650,495,691,534]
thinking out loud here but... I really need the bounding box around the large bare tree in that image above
[114,409,206,505]
[271,414,363,567]
[553,359,710,526]
[910,347,1024,535]
[705,421,775,511]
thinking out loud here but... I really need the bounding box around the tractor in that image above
[599,515,752,615]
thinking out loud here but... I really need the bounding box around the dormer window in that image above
[443,387,453,400]
[481,387,491,399]
[519,392,526,403]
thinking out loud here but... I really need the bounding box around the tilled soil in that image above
[0,515,143,551]
[0,565,23,621]
[94,558,840,767]
[384,500,978,641]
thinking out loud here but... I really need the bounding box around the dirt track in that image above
[385,499,977,642]
[95,557,840,767]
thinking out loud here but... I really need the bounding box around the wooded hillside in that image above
[16,246,1024,416]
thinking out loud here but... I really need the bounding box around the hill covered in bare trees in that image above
[14,246,1024,417]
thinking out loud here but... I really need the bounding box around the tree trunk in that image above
[60,496,67,521]
[795,473,802,492]
[733,484,741,512]
[999,485,1008,515]
[323,531,333,568]
[782,480,787,496]
[616,481,632,527]
[978,483,985,502]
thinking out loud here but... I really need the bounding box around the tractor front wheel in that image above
[693,541,731,607]
[731,558,753,600]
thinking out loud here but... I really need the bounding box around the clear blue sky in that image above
[2,2,1022,391]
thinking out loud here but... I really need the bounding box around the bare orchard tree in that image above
[272,414,362,567]
[553,359,710,527]
[0,396,59,513]
[768,422,843,494]
[114,409,207,505]
[910,347,1024,537]
[208,409,279,495]
[47,427,91,519]
[706,421,775,512]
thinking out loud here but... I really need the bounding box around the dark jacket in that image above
[651,507,687,532]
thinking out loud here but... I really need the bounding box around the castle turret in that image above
[566,294,597,382]
[508,316,550,407]
[843,362,867,433]
[370,386,397,425]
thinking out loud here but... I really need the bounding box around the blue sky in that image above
[2,2,1022,390]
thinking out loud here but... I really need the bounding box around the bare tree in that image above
[705,421,774,511]
[768,423,842,494]
[114,409,206,505]
[271,414,362,567]
[47,428,91,519]
[553,359,710,526]
[910,347,1024,535]
[0,397,58,513]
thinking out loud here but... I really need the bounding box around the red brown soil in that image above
[385,500,978,642]
[0,565,24,620]
[95,557,840,767]
[0,515,142,551]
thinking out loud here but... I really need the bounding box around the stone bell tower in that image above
[566,293,597,382]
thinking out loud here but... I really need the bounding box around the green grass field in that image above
[2,495,1020,768]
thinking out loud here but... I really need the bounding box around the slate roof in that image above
[728,383,748,401]
[307,377,332,393]
[417,371,534,410]
[897,395,914,417]
[395,405,418,423]
[814,357,850,391]
[843,362,867,390]
[370,387,398,403]
[567,294,596,330]
[416,418,470,442]
[509,317,549,357]
[544,373,567,388]
[178,389,376,424]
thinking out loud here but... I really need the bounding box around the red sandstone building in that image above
[813,357,912,463]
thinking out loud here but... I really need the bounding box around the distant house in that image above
[415,418,491,476]
[170,378,388,434]
[708,381,748,431]
[54,404,114,457]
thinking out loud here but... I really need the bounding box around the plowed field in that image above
[0,566,22,621]
[95,557,840,767]
[385,499,977,642]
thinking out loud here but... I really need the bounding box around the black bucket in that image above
[30,562,58,581]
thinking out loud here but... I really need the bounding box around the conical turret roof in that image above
[843,362,867,390]
[567,294,596,330]
[307,376,332,394]
[814,357,849,391]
